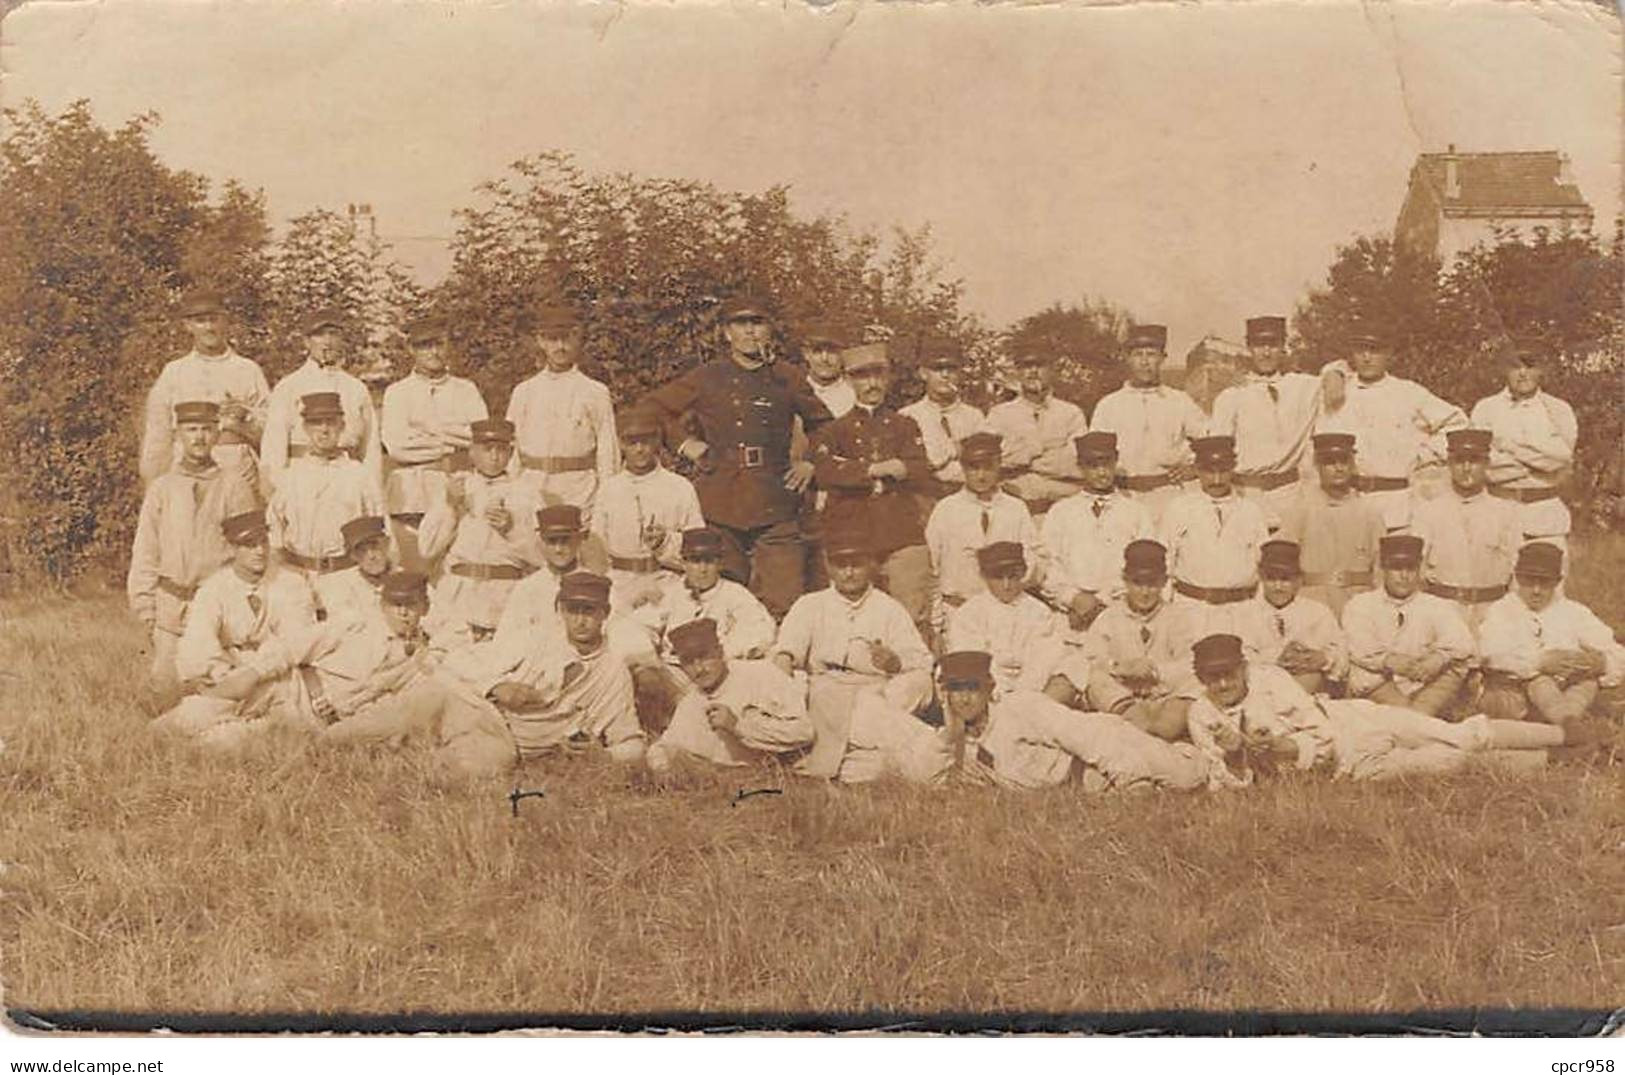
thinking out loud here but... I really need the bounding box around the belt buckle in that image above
[1327,570,1346,587]
[742,445,764,469]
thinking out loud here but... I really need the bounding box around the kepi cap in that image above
[470,418,515,445]
[1191,435,1237,465]
[524,301,579,335]
[918,335,963,369]
[173,400,220,424]
[1123,539,1168,581]
[617,407,663,438]
[823,521,873,562]
[1378,534,1424,567]
[798,319,849,351]
[1192,634,1245,677]
[1514,541,1564,580]
[1074,431,1118,463]
[842,343,889,375]
[178,289,225,319]
[300,392,344,420]
[1259,539,1302,578]
[681,527,725,559]
[301,307,347,335]
[718,289,775,322]
[958,431,1003,466]
[340,515,388,553]
[668,618,723,663]
[405,314,448,345]
[1445,428,1492,459]
[939,650,994,688]
[380,570,429,606]
[536,504,583,536]
[1126,324,1167,353]
[557,571,612,608]
[1245,317,1287,347]
[221,509,268,546]
[975,540,1026,577]
[1311,432,1357,460]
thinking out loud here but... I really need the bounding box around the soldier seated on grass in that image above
[773,523,935,781]
[943,541,1065,696]
[644,617,815,773]
[1342,535,1473,717]
[832,650,1209,791]
[155,571,442,751]
[322,571,645,777]
[166,509,317,714]
[314,515,397,630]
[1476,542,1625,728]
[1232,540,1347,696]
[1184,633,1571,788]
[1044,539,1199,743]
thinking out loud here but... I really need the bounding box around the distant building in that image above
[1395,147,1593,264]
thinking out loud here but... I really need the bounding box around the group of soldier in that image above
[126,285,1621,791]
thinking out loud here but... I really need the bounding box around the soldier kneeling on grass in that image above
[1183,633,1573,788]
[831,650,1210,791]
[154,571,441,750]
[322,571,645,777]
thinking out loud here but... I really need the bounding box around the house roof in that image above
[1411,151,1591,215]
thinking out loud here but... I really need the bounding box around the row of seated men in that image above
[142,481,1615,787]
[132,379,1622,736]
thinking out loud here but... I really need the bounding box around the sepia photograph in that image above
[0,0,1621,1043]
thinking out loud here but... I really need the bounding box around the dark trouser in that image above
[714,518,806,620]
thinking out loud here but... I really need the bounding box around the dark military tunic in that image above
[643,359,833,530]
[812,404,931,555]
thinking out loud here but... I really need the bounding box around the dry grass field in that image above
[3,536,1624,1028]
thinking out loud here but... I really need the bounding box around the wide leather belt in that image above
[520,451,595,474]
[282,549,354,573]
[1173,580,1256,604]
[156,576,197,601]
[450,562,532,582]
[290,443,364,461]
[1234,472,1299,491]
[1302,570,1372,588]
[393,449,470,472]
[940,594,967,608]
[1118,473,1177,492]
[1425,581,1509,604]
[1489,485,1561,504]
[215,429,250,447]
[1354,476,1410,492]
[736,444,771,469]
[609,554,660,573]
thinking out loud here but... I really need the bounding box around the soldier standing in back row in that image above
[259,307,380,498]
[140,289,270,491]
[1208,316,1338,523]
[986,346,1089,516]
[642,290,834,619]
[505,302,620,530]
[1090,323,1207,524]
[380,315,488,573]
[1470,336,1578,552]
[898,335,988,501]
[1315,320,1466,529]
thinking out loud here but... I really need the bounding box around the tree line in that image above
[0,99,1618,585]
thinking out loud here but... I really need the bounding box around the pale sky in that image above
[3,0,1619,358]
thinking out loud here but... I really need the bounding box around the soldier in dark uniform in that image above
[642,289,834,619]
[811,343,936,633]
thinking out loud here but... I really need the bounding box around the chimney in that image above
[1558,153,1575,186]
[1444,144,1460,200]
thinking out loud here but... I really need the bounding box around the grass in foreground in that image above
[2,534,1623,1018]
